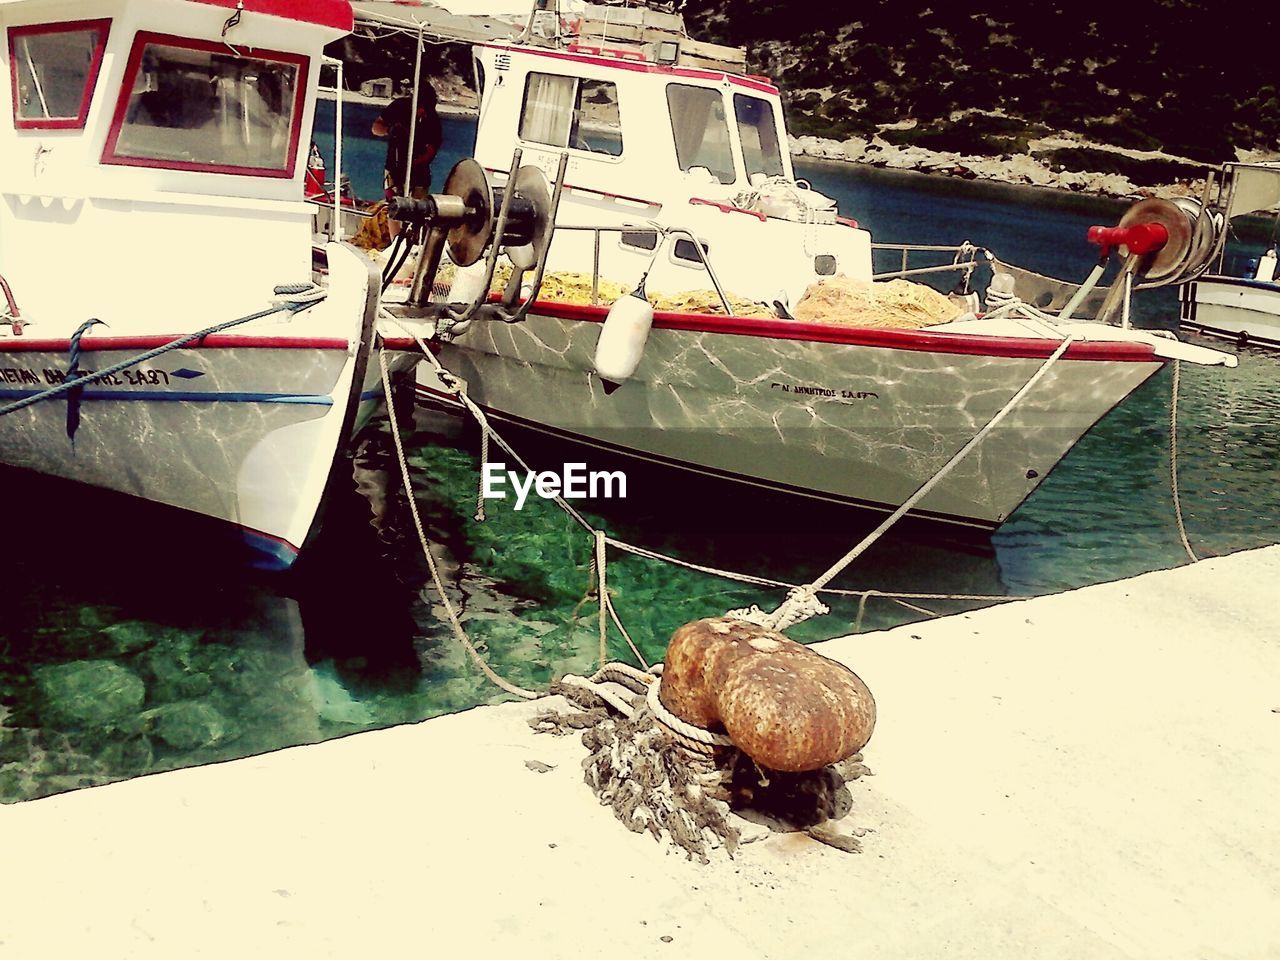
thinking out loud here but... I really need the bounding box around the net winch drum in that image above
[389,155,562,320]
[1089,196,1222,287]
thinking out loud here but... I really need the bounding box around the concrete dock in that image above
[3,547,1279,959]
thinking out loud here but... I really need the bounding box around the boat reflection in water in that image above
[0,381,1017,804]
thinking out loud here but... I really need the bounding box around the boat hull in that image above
[0,245,409,570]
[417,305,1165,529]
[1180,276,1280,349]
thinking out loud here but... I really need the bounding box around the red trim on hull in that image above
[188,0,353,31]
[0,335,350,353]
[531,301,1163,362]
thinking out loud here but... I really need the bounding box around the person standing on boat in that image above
[372,78,443,239]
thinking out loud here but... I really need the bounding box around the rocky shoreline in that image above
[427,90,1229,202]
[789,133,1213,201]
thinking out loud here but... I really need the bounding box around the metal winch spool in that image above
[392,152,566,327]
[1086,194,1225,324]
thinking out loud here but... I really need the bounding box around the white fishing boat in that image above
[1179,162,1280,350]
[0,0,418,570]
[353,0,1238,532]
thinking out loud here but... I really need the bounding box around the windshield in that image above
[8,20,110,129]
[734,93,784,182]
[106,35,304,176]
[666,83,736,184]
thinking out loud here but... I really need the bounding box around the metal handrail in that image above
[873,263,983,281]
[552,223,735,315]
[871,242,982,252]
[871,242,990,284]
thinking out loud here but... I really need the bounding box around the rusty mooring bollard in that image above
[659,616,876,772]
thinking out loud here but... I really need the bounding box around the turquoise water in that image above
[3,119,1278,803]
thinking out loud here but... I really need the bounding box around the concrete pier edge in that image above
[3,546,1278,959]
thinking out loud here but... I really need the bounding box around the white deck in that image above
[4,546,1279,959]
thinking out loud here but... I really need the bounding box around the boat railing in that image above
[871,242,993,283]
[553,223,736,315]
[541,232,991,314]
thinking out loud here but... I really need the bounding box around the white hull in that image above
[0,245,407,569]
[1181,276,1280,348]
[416,306,1166,529]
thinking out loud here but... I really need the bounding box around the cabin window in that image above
[814,254,837,276]
[672,237,711,264]
[519,72,622,156]
[620,229,659,251]
[666,84,735,185]
[734,94,785,182]
[8,20,111,130]
[102,33,307,178]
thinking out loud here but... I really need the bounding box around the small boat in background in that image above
[0,0,415,570]
[1180,162,1280,349]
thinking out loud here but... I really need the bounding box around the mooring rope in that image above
[1169,359,1199,562]
[759,335,1077,631]
[378,346,542,700]
[595,530,609,670]
[382,311,1016,642]
[0,287,326,419]
[645,677,734,751]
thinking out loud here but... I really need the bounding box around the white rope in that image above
[381,314,1021,644]
[591,532,650,670]
[378,348,541,700]
[606,597,648,670]
[559,674,636,719]
[474,414,489,522]
[1170,360,1199,562]
[595,530,609,670]
[646,677,734,750]
[590,662,654,692]
[762,335,1077,631]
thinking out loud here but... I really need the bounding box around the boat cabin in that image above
[471,41,795,206]
[0,0,351,335]
[465,27,870,308]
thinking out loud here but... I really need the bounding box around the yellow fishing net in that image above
[401,258,948,328]
[793,276,961,329]
[648,290,774,317]
[426,263,773,316]
[350,203,393,251]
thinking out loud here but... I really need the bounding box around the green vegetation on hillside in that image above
[683,0,1280,163]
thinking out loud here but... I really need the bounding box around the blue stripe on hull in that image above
[0,389,333,405]
[241,528,302,572]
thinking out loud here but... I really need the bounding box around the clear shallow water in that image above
[3,121,1278,803]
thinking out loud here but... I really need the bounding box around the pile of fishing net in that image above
[649,289,774,317]
[423,263,775,317]
[387,249,953,328]
[793,276,962,329]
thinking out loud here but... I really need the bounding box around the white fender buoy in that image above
[593,289,654,392]
[449,260,490,305]
[1256,249,1277,283]
[507,243,537,271]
